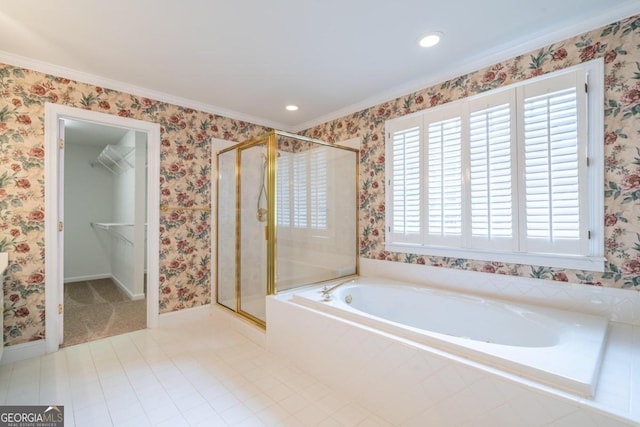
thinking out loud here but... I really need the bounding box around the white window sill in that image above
[385,243,605,272]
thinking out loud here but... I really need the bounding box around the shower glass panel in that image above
[216,149,236,311]
[275,136,358,292]
[215,131,358,328]
[239,143,268,323]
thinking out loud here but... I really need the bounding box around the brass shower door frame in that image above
[215,132,277,328]
[268,130,361,294]
[215,130,360,328]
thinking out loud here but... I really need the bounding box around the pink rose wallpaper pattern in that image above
[1,13,639,348]
[302,15,640,289]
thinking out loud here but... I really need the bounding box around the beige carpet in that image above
[63,278,146,347]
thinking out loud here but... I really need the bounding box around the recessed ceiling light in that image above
[286,105,299,111]
[418,32,442,48]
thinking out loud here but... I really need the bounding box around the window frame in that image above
[384,59,605,272]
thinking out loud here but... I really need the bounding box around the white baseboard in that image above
[158,304,213,327]
[64,274,145,300]
[111,274,145,300]
[64,273,111,283]
[0,340,46,365]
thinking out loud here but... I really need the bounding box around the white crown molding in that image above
[0,50,295,132]
[292,2,640,133]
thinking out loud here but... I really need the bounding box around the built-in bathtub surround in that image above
[302,13,640,291]
[267,267,640,425]
[292,278,609,397]
[0,64,269,347]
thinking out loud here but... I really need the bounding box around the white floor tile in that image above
[332,402,371,426]
[292,403,332,426]
[152,414,190,427]
[110,406,147,426]
[143,401,181,425]
[256,404,292,426]
[111,413,152,427]
[209,391,243,413]
[172,391,209,413]
[279,393,312,415]
[219,402,255,425]
[179,401,217,425]
[0,309,382,427]
[234,414,270,427]
[73,401,112,427]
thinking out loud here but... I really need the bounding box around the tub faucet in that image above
[321,278,355,301]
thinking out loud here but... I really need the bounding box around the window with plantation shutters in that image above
[276,153,291,227]
[310,148,327,230]
[468,92,516,251]
[279,148,328,232]
[293,153,308,228]
[520,73,586,255]
[385,60,604,271]
[388,117,422,243]
[427,115,462,246]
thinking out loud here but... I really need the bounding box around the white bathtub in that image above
[291,277,608,397]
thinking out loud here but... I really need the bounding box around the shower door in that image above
[216,148,237,311]
[216,138,271,326]
[238,142,268,323]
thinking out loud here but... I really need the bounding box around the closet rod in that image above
[160,205,211,212]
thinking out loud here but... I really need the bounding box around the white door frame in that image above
[44,103,161,353]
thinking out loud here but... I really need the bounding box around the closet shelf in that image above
[92,144,134,174]
[91,222,138,244]
[90,222,134,229]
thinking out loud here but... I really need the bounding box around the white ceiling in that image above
[0,1,638,131]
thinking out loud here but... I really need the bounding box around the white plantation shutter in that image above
[468,93,516,251]
[385,63,600,269]
[388,117,422,243]
[276,154,291,227]
[310,148,327,230]
[293,153,307,228]
[284,149,329,232]
[427,115,462,245]
[520,71,586,254]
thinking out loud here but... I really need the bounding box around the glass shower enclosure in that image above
[216,131,358,327]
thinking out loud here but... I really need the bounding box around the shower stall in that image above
[216,131,359,327]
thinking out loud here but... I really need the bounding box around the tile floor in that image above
[0,309,390,426]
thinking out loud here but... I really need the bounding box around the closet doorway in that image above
[63,120,146,346]
[44,104,160,353]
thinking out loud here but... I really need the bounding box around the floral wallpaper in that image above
[2,12,639,349]
[303,14,640,290]
[0,66,269,346]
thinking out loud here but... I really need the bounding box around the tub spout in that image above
[321,278,355,301]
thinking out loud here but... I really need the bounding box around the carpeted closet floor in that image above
[63,278,146,347]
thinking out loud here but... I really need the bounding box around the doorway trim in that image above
[44,103,161,353]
